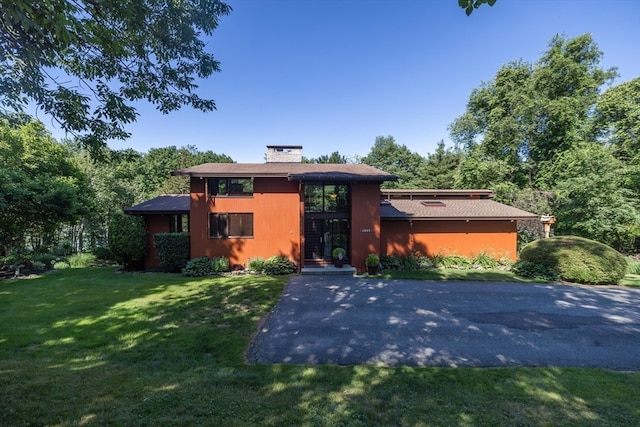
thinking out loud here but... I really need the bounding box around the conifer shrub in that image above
[154,232,190,273]
[518,236,628,285]
[108,212,146,270]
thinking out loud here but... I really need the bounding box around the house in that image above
[125,146,537,271]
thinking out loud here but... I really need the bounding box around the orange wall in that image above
[144,215,170,268]
[350,182,382,271]
[381,220,519,261]
[189,177,301,267]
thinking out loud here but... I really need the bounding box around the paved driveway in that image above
[247,275,640,369]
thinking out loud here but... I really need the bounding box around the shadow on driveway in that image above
[247,275,640,369]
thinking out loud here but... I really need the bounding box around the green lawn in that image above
[1,268,638,426]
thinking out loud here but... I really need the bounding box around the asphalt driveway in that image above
[247,275,640,369]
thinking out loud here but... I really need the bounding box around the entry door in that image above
[304,218,349,261]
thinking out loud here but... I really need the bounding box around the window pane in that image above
[324,184,349,212]
[228,213,253,237]
[304,184,323,212]
[209,213,228,238]
[229,178,253,196]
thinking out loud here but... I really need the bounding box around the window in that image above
[170,214,189,232]
[209,213,253,238]
[304,183,349,213]
[207,178,253,197]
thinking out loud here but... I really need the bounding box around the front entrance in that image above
[303,182,350,262]
[304,218,349,261]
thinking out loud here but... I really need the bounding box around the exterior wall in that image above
[189,177,301,267]
[144,215,170,269]
[350,182,382,271]
[381,220,519,261]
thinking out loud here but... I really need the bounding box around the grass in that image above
[1,268,639,426]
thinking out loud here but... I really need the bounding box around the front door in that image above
[304,218,350,261]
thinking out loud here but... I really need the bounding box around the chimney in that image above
[266,145,303,163]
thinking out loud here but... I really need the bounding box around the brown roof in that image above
[380,199,538,221]
[124,194,190,215]
[172,163,397,182]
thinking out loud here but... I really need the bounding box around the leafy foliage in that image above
[511,261,560,282]
[107,212,145,270]
[68,253,96,268]
[519,236,628,285]
[362,136,429,188]
[247,257,265,273]
[211,256,230,273]
[262,256,297,275]
[154,232,190,273]
[182,256,213,277]
[1,0,232,154]
[365,253,380,268]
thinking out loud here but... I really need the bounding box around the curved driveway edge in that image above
[247,275,640,369]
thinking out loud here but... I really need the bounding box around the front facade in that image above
[126,146,538,271]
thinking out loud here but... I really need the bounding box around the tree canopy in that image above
[0,0,231,155]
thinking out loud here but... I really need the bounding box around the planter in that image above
[334,259,344,268]
[367,265,378,275]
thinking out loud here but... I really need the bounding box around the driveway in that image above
[247,275,640,369]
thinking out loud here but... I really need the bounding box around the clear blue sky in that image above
[52,0,640,163]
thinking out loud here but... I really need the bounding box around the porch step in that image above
[301,264,357,275]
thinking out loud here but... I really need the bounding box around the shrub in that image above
[263,256,297,275]
[247,257,265,273]
[365,253,380,268]
[416,256,434,269]
[380,254,402,270]
[154,232,190,273]
[108,212,146,270]
[212,256,230,273]
[53,261,70,270]
[331,247,346,260]
[92,246,113,261]
[627,257,640,275]
[400,255,420,270]
[471,251,500,269]
[182,257,213,277]
[519,236,628,285]
[440,255,472,269]
[32,254,57,268]
[512,261,560,282]
[31,261,46,271]
[69,253,97,268]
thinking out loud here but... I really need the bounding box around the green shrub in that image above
[331,247,346,260]
[31,261,46,271]
[69,253,97,268]
[627,258,640,275]
[263,256,297,275]
[471,251,500,269]
[212,256,230,273]
[416,256,433,269]
[247,257,265,273]
[380,254,402,270]
[53,261,70,270]
[365,253,380,268]
[32,254,58,268]
[154,232,190,273]
[182,257,213,277]
[512,260,560,282]
[440,255,472,269]
[519,236,628,285]
[92,246,112,260]
[400,255,420,270]
[108,212,146,270]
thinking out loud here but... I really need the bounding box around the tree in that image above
[304,151,349,164]
[537,143,640,250]
[421,140,462,189]
[0,0,231,155]
[458,0,497,16]
[450,34,617,186]
[362,136,428,188]
[0,115,92,254]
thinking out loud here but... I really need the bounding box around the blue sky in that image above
[50,0,640,162]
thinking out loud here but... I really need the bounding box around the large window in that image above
[304,183,349,212]
[207,178,253,197]
[209,213,254,238]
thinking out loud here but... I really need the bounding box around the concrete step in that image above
[301,264,356,275]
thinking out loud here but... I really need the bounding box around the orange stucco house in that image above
[125,146,537,272]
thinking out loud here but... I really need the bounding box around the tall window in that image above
[209,213,253,238]
[207,178,253,197]
[304,183,349,212]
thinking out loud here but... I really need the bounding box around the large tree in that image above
[0,0,231,155]
[450,34,617,186]
[0,115,92,253]
[361,136,428,189]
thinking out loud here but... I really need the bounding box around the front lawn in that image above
[1,268,638,426]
